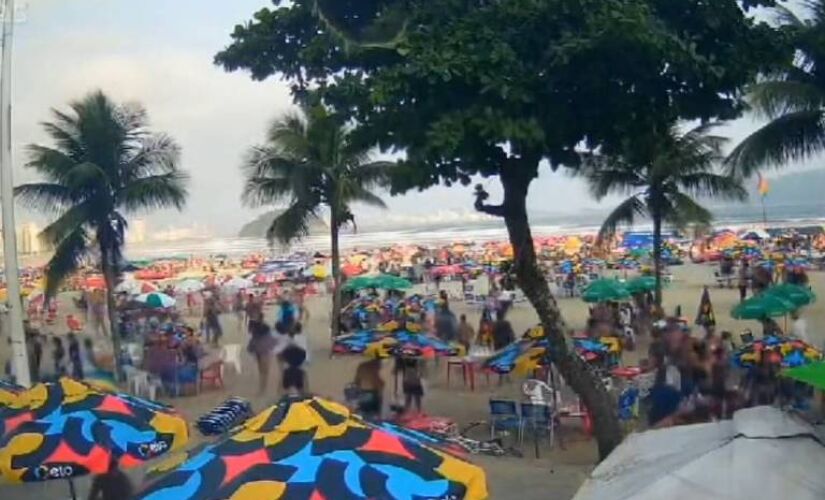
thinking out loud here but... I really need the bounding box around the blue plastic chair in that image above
[489,399,520,439]
[519,402,554,455]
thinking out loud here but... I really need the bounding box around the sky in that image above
[6,0,818,236]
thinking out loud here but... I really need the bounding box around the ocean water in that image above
[111,201,825,261]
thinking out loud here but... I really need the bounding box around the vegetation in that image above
[16,91,189,379]
[728,1,825,176]
[581,125,748,306]
[240,104,390,337]
[217,0,788,458]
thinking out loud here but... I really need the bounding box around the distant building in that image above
[17,222,41,254]
[127,219,147,244]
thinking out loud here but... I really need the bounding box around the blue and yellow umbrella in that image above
[136,396,487,499]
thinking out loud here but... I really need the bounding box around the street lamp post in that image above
[0,0,30,387]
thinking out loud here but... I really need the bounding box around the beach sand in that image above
[3,262,824,499]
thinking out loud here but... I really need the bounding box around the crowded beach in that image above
[2,226,824,499]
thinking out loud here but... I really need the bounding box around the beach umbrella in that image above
[342,262,364,277]
[0,378,188,497]
[372,274,412,290]
[764,283,816,308]
[732,335,822,368]
[783,362,825,391]
[624,276,658,295]
[581,279,631,303]
[483,337,549,375]
[731,293,796,320]
[175,279,204,294]
[573,406,825,500]
[332,330,387,355]
[222,276,254,291]
[84,275,106,290]
[136,292,176,309]
[379,331,465,359]
[135,396,487,500]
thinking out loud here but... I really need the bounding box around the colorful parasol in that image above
[0,378,188,484]
[581,279,631,303]
[482,337,548,376]
[732,335,823,368]
[731,293,796,320]
[135,396,487,500]
[332,331,387,355]
[377,331,465,359]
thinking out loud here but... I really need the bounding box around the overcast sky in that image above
[8,0,815,236]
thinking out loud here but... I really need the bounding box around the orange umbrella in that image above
[84,275,105,290]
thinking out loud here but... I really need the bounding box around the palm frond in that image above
[343,184,387,208]
[124,133,181,179]
[676,172,748,201]
[25,145,78,183]
[39,203,93,247]
[43,226,89,297]
[726,109,825,176]
[14,183,75,214]
[581,166,644,200]
[748,80,825,119]
[664,192,713,229]
[351,161,394,188]
[597,195,647,244]
[267,112,312,161]
[267,202,320,245]
[119,172,189,212]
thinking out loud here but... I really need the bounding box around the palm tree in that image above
[581,125,747,306]
[241,104,390,337]
[16,91,189,379]
[727,1,825,176]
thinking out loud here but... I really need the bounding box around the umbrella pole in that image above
[67,478,77,500]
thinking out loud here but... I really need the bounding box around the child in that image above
[400,358,425,413]
[67,333,84,380]
[52,337,67,377]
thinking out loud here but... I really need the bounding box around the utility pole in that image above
[0,0,30,387]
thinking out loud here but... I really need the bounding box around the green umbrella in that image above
[625,276,659,295]
[342,274,412,291]
[764,283,816,308]
[731,293,796,320]
[582,279,631,303]
[783,362,825,391]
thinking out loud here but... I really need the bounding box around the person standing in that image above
[457,314,476,352]
[88,456,133,500]
[434,303,458,343]
[353,358,384,420]
[203,294,222,346]
[67,333,84,380]
[52,337,67,377]
[491,313,515,351]
[247,320,275,395]
[737,260,749,303]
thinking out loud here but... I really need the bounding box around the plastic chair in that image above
[221,344,242,375]
[199,361,225,392]
[519,402,554,455]
[123,343,144,367]
[488,399,520,439]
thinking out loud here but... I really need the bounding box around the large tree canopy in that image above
[217,0,788,188]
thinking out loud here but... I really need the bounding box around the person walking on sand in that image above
[247,320,275,395]
[457,314,475,352]
[737,260,749,303]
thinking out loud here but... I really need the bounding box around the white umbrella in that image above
[176,279,204,293]
[222,276,253,291]
[573,406,825,500]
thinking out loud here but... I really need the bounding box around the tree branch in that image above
[472,184,505,217]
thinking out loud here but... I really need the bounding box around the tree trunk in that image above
[330,206,342,338]
[100,244,124,382]
[497,167,621,460]
[652,210,663,309]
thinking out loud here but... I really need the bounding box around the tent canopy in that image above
[574,406,825,500]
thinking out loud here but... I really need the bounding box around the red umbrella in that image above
[342,263,363,277]
[84,276,105,290]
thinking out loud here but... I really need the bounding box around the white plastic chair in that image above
[123,343,144,366]
[124,366,159,400]
[221,344,242,375]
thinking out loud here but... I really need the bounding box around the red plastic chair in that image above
[199,360,224,392]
